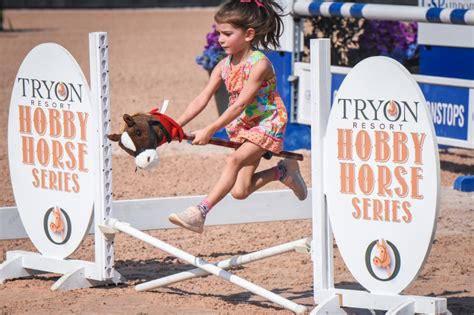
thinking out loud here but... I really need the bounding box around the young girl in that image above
[168,0,307,234]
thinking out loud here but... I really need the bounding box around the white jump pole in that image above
[104,219,307,314]
[89,31,118,283]
[310,38,332,292]
[136,237,310,291]
[293,1,474,25]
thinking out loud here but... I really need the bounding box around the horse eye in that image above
[136,129,141,136]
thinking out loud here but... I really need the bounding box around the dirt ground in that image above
[0,9,473,315]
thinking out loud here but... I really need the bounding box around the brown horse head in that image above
[107,110,184,169]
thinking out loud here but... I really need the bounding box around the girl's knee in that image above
[225,153,243,169]
[231,187,249,200]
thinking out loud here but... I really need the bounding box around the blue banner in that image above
[420,83,469,140]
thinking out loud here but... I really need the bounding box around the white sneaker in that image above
[278,159,308,201]
[168,206,205,234]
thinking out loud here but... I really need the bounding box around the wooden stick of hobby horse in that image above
[183,134,304,161]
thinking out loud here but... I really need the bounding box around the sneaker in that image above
[168,206,205,234]
[278,159,308,201]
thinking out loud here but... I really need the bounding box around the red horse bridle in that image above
[148,108,185,147]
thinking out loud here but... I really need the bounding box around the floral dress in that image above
[221,50,287,154]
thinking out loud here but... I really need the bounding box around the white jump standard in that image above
[310,39,448,314]
[2,32,124,289]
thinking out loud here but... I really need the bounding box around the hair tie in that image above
[240,0,264,8]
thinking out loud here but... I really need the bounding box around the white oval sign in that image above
[324,57,440,294]
[8,43,95,259]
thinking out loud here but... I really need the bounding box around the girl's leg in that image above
[231,161,279,200]
[233,159,308,201]
[169,142,265,234]
[205,141,266,206]
[168,142,306,233]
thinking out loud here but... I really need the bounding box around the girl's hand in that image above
[191,127,213,145]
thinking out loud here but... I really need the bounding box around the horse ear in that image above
[107,134,121,142]
[123,114,135,127]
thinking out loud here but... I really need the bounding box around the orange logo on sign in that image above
[387,100,398,118]
[49,206,65,241]
[373,239,391,276]
[56,82,67,98]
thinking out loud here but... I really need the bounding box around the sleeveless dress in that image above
[221,50,287,154]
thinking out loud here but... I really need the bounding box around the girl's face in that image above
[216,23,253,56]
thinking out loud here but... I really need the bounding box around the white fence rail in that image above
[293,1,474,25]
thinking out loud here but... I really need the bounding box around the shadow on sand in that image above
[114,258,313,311]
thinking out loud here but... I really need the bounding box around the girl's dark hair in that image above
[214,0,284,50]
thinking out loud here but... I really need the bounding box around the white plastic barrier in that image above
[102,219,308,314]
